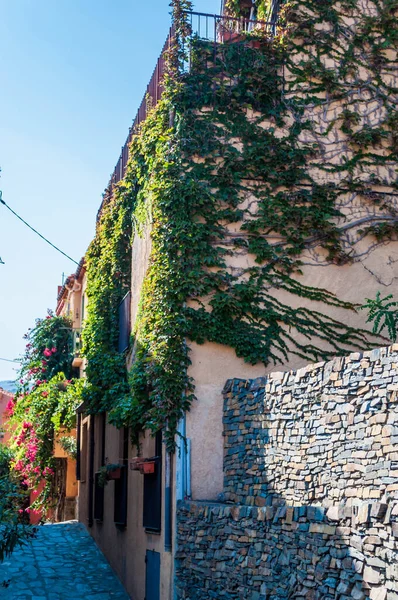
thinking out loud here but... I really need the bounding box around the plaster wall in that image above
[186,234,398,501]
[186,342,265,500]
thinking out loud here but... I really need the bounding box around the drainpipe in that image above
[164,449,172,552]
[76,412,81,482]
[88,415,95,527]
[176,416,186,501]
[186,438,191,499]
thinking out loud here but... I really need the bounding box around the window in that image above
[143,431,162,532]
[94,472,104,522]
[114,427,129,528]
[94,414,106,522]
[118,292,131,353]
[80,422,88,482]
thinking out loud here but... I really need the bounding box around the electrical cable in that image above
[0,191,79,266]
[0,357,20,363]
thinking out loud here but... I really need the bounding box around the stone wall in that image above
[176,498,398,600]
[176,346,398,599]
[223,346,398,507]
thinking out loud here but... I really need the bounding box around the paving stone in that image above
[0,522,129,600]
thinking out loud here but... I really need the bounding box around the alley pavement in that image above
[0,521,130,600]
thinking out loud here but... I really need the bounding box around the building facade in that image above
[74,0,398,598]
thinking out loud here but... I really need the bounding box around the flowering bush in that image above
[8,375,84,513]
[0,445,36,563]
[19,311,74,390]
[8,313,84,514]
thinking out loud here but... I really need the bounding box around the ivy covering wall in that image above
[82,0,398,449]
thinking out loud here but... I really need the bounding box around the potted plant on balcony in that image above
[97,463,123,487]
[142,460,156,475]
[129,457,157,474]
[130,457,144,471]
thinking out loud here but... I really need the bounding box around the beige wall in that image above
[185,0,398,501]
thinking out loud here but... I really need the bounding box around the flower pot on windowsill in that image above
[141,461,156,475]
[72,356,83,368]
[225,31,246,43]
[107,467,121,480]
[130,457,144,471]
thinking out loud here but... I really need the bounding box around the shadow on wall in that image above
[176,348,398,599]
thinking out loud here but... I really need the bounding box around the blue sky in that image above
[0,0,221,380]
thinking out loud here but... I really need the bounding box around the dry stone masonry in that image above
[176,346,398,600]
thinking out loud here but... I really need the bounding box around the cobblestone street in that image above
[0,521,130,600]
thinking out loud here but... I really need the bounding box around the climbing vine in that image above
[81,181,133,413]
[83,0,398,450]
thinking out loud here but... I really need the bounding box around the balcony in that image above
[99,8,278,212]
[71,328,83,369]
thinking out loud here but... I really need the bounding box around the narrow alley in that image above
[0,521,130,600]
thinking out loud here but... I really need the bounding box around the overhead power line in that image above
[0,191,79,266]
[0,357,21,363]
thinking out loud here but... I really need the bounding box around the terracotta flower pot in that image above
[141,461,156,475]
[130,458,144,471]
[107,467,121,480]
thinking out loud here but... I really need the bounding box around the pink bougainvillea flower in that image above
[5,399,15,415]
[51,347,57,354]
[43,348,52,357]
[42,467,54,476]
[42,391,49,398]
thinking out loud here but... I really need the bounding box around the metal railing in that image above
[102,9,278,202]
